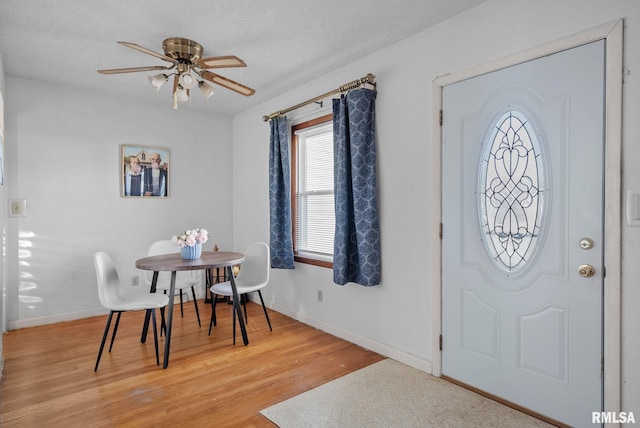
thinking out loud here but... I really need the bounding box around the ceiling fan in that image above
[98,37,255,108]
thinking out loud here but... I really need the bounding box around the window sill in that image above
[294,255,333,268]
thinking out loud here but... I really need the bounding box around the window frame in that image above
[291,113,334,268]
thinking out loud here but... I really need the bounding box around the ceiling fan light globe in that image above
[199,81,215,99]
[148,73,168,91]
[175,87,189,103]
[179,72,197,89]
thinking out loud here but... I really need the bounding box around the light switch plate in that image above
[625,189,640,226]
[9,199,26,217]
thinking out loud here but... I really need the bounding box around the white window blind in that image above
[295,122,334,259]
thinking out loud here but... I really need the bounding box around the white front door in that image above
[442,40,604,426]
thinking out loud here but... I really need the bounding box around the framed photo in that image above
[121,144,169,198]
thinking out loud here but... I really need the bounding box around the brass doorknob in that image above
[578,264,596,278]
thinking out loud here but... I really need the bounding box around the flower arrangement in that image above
[172,228,209,248]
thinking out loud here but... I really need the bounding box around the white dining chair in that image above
[94,251,169,371]
[208,242,272,344]
[145,240,202,327]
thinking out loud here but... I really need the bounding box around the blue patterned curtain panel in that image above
[332,89,381,286]
[269,116,295,269]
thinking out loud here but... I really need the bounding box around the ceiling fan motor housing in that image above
[162,37,203,62]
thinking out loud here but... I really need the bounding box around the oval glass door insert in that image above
[479,110,545,273]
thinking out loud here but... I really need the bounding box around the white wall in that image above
[232,0,640,412]
[3,77,234,328]
[0,52,6,372]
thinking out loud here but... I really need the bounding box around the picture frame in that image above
[121,144,170,198]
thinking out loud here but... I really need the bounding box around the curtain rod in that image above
[262,73,376,122]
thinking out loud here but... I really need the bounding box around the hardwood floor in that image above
[0,300,384,427]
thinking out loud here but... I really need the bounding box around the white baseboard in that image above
[267,301,433,374]
[6,299,189,331]
[8,307,108,330]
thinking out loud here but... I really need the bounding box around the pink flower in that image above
[197,229,209,243]
[173,228,208,247]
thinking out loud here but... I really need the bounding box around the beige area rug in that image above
[260,359,553,428]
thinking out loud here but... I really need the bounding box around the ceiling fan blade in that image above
[195,55,247,69]
[97,65,174,75]
[200,71,255,96]
[117,41,178,64]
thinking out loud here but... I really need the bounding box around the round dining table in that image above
[136,251,246,368]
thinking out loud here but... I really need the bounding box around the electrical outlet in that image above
[132,275,139,286]
[317,289,323,302]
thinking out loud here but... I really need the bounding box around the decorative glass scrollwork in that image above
[479,110,544,273]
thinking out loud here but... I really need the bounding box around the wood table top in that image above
[135,251,245,272]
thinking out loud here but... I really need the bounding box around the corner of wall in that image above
[0,50,6,369]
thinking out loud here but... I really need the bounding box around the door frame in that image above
[431,20,623,416]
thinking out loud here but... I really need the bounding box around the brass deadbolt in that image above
[578,264,596,278]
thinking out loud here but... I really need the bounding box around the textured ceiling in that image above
[0,0,488,116]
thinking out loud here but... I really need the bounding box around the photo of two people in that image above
[121,144,169,198]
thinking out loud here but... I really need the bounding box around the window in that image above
[292,114,334,267]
